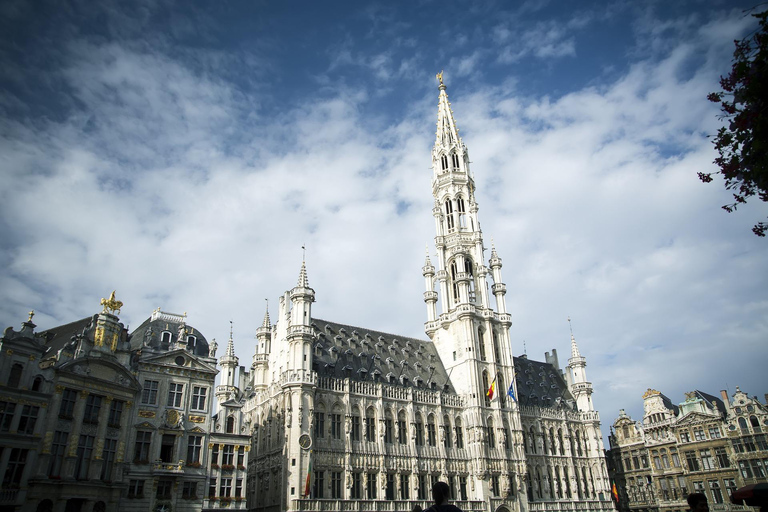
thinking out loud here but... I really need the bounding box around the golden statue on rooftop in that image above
[436,70,444,86]
[100,290,123,315]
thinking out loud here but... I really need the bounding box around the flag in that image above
[611,481,619,509]
[486,377,496,400]
[507,383,516,401]
[304,451,312,497]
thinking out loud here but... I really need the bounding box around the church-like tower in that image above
[425,73,524,504]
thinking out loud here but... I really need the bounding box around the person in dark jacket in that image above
[425,481,463,512]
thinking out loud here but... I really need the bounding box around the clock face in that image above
[299,434,312,449]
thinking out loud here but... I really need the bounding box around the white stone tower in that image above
[424,73,523,503]
[565,328,594,412]
[216,323,239,402]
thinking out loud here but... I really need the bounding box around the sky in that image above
[1,0,767,437]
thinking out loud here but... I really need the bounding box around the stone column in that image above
[63,390,89,479]
[88,396,113,480]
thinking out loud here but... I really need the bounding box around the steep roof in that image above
[513,355,576,410]
[38,316,93,359]
[129,314,209,357]
[311,319,454,393]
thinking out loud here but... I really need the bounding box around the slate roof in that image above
[659,393,680,415]
[129,316,209,357]
[310,319,455,393]
[38,316,94,360]
[513,355,577,411]
[693,390,726,418]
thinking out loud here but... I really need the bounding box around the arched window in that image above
[441,155,449,171]
[482,371,490,406]
[477,328,486,361]
[226,416,235,433]
[445,200,455,231]
[32,376,43,392]
[427,414,436,446]
[452,153,460,169]
[492,331,501,363]
[8,363,23,388]
[450,260,459,302]
[464,257,475,302]
[497,373,505,407]
[161,331,172,344]
[487,417,495,448]
[456,196,466,228]
[739,417,748,432]
[415,413,425,446]
[455,417,464,449]
[750,416,760,429]
[443,415,452,448]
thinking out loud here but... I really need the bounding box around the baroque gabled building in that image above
[607,387,768,512]
[235,77,612,512]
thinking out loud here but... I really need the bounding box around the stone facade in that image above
[607,388,768,512]
[231,80,613,512]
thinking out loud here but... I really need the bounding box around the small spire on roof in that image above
[297,260,310,288]
[262,299,271,328]
[225,321,236,358]
[569,317,582,359]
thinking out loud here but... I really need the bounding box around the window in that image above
[226,416,235,433]
[756,434,768,450]
[491,475,500,497]
[134,431,152,463]
[386,474,395,500]
[157,479,173,499]
[701,449,715,470]
[59,389,77,417]
[415,418,424,446]
[441,155,449,171]
[427,421,436,447]
[366,472,377,499]
[48,431,68,478]
[400,473,410,499]
[0,401,15,432]
[2,448,27,488]
[460,476,468,501]
[331,471,342,499]
[18,405,39,434]
[237,446,245,467]
[82,395,102,423]
[488,424,496,448]
[351,472,362,499]
[331,413,342,440]
[365,416,376,441]
[709,480,723,504]
[313,470,324,498]
[725,478,737,498]
[141,380,159,405]
[680,431,691,442]
[398,418,407,444]
[709,427,721,439]
[208,477,217,498]
[211,444,219,465]
[182,482,198,499]
[187,436,203,464]
[739,460,753,478]
[167,383,184,407]
[160,434,176,463]
[7,363,23,388]
[452,153,460,169]
[418,474,428,500]
[220,477,232,497]
[222,444,234,466]
[191,387,207,410]
[672,450,681,467]
[445,200,455,231]
[456,421,464,449]
[128,480,145,498]
[108,400,123,426]
[314,412,325,438]
[714,447,729,468]
[694,428,706,441]
[75,435,94,480]
[351,415,360,441]
[685,451,700,472]
[235,478,243,498]
[384,418,393,444]
[101,439,117,481]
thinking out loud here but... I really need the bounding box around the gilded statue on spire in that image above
[436,70,444,86]
[100,290,124,315]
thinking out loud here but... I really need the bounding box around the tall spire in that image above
[435,72,463,152]
[225,320,236,359]
[261,300,271,328]
[297,261,309,288]
[568,316,582,358]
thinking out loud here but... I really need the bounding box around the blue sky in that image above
[1,0,766,434]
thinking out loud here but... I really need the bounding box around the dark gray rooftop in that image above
[129,316,209,357]
[311,319,454,393]
[513,355,576,410]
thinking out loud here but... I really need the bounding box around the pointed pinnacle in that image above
[298,261,309,288]
[262,300,271,328]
